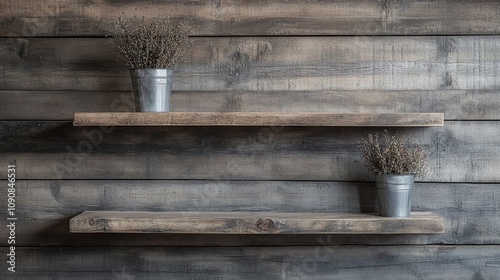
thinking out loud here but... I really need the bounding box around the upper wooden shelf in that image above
[73,112,444,127]
[69,211,445,234]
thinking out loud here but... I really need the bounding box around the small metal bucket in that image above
[376,175,414,217]
[130,68,174,112]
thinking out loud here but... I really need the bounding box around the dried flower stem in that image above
[362,130,428,176]
[112,15,192,69]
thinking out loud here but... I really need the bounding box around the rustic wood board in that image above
[2,0,500,36]
[1,180,499,246]
[69,211,444,234]
[10,246,500,279]
[3,36,500,91]
[1,90,500,121]
[73,112,444,127]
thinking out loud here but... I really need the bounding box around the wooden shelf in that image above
[73,112,444,127]
[69,211,444,234]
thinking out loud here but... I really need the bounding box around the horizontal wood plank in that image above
[73,112,444,127]
[3,36,500,91]
[0,180,498,246]
[0,121,498,182]
[69,211,444,234]
[2,90,500,121]
[2,0,500,36]
[7,246,500,279]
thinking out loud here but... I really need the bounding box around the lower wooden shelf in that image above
[69,211,444,234]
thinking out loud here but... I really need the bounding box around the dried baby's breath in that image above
[361,130,427,176]
[112,15,192,68]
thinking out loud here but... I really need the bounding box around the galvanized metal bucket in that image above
[130,68,174,112]
[376,174,414,217]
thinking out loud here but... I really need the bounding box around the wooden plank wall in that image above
[1,0,500,278]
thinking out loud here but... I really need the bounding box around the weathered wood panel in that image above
[1,0,498,279]
[69,211,444,234]
[0,121,499,182]
[3,246,499,279]
[2,0,500,36]
[2,90,500,121]
[3,36,500,91]
[0,180,498,246]
[73,112,444,127]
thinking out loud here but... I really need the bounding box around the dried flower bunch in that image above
[362,130,427,176]
[112,15,192,69]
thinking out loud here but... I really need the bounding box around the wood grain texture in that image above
[69,211,444,234]
[0,180,498,246]
[0,121,498,182]
[2,1,499,278]
[1,90,499,121]
[2,0,500,36]
[3,36,500,91]
[5,246,500,279]
[73,112,444,127]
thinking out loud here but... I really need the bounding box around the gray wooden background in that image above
[1,1,500,279]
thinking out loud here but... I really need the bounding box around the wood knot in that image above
[88,219,95,226]
[256,219,275,232]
